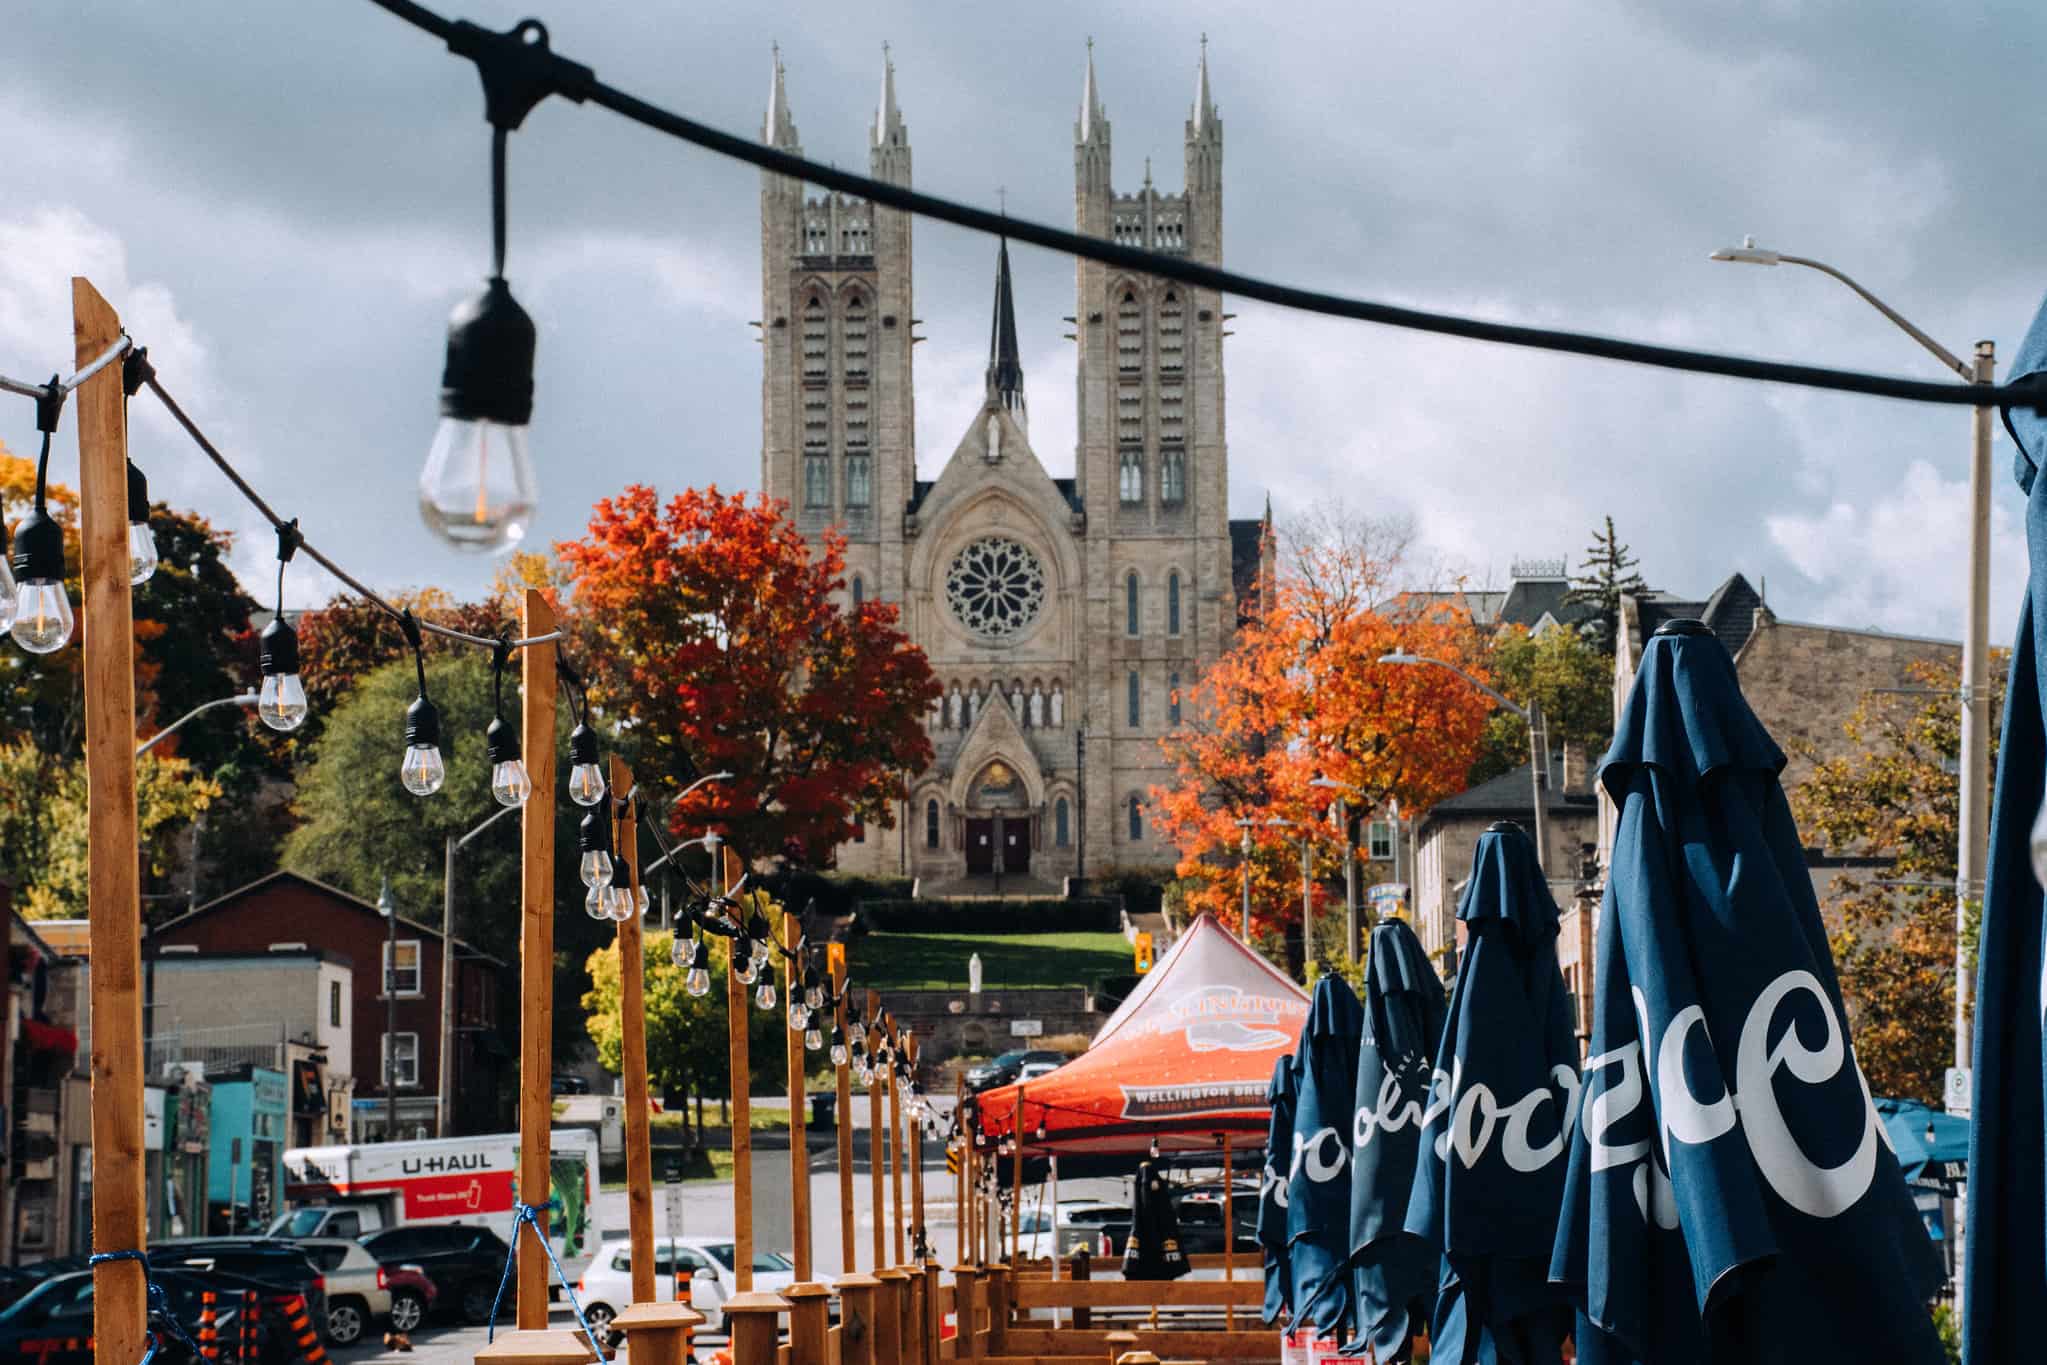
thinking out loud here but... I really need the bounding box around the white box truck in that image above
[276,1128,602,1280]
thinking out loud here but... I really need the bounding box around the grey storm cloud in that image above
[0,0,2038,638]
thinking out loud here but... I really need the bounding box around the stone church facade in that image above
[757,44,1269,886]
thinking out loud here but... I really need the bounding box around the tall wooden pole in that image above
[867,992,886,1271]
[887,1018,907,1267]
[954,1075,968,1266]
[725,847,755,1292]
[782,908,813,1281]
[515,589,558,1330]
[907,1035,926,1259]
[77,279,146,1365]
[833,953,856,1272]
[1010,1092,1024,1263]
[1221,1132,1236,1330]
[613,758,656,1304]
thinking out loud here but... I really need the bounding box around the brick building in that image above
[154,871,510,1140]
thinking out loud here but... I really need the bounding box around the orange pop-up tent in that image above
[975,913,1310,1155]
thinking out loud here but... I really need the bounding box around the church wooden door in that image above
[1003,820,1031,877]
[965,819,996,876]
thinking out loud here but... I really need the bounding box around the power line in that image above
[366,0,2040,412]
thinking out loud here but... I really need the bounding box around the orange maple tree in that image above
[556,485,939,864]
[1152,525,1494,953]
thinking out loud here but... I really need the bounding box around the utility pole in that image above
[379,878,397,1140]
[439,836,456,1138]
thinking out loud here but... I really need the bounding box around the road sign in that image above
[664,1167,686,1300]
[1367,883,1410,919]
[946,1144,960,1176]
[827,941,846,974]
[1945,1066,1972,1118]
[1134,931,1154,973]
[1009,1018,1043,1038]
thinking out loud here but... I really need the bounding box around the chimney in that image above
[1561,740,1592,796]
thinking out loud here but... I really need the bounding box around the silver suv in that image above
[291,1237,393,1347]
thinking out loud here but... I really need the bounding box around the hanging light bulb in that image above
[420,278,539,554]
[803,968,824,1013]
[577,811,614,888]
[733,940,758,986]
[567,723,605,806]
[400,695,446,796]
[11,388,72,655]
[682,938,712,998]
[584,884,609,920]
[755,979,778,1012]
[829,1026,848,1068]
[787,1000,809,1031]
[486,718,531,807]
[124,459,158,586]
[804,1022,824,1052]
[634,884,651,917]
[257,618,308,732]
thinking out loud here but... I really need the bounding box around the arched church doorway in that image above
[963,759,1033,880]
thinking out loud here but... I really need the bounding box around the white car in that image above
[574,1236,795,1338]
[1017,1060,1062,1081]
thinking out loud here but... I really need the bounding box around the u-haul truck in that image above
[278,1129,602,1279]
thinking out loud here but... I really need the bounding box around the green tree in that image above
[281,651,616,1047]
[1565,516,1647,655]
[580,897,792,1114]
[1793,656,2001,1104]
[1467,626,1614,785]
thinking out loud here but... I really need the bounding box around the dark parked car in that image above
[0,1266,300,1365]
[1175,1194,1258,1254]
[358,1224,514,1325]
[147,1239,328,1339]
[0,1259,84,1313]
[964,1049,1068,1093]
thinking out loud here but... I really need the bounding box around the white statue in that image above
[1050,685,1065,728]
[967,684,982,726]
[946,685,962,729]
[1030,685,1045,728]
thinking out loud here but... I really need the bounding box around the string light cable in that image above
[358,0,2046,415]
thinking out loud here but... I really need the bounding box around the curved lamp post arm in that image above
[1710,240,1969,379]
[135,693,258,757]
[1379,652,1527,719]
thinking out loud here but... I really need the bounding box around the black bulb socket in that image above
[441,278,536,427]
[745,911,772,942]
[11,507,64,583]
[577,808,612,856]
[486,715,521,766]
[126,460,149,524]
[404,695,442,749]
[259,616,300,678]
[688,939,709,970]
[830,1024,845,1046]
[569,723,599,768]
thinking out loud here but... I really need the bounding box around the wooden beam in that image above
[76,277,146,1365]
[726,847,755,1292]
[907,1034,926,1260]
[955,1074,968,1267]
[1010,1089,1024,1264]
[1220,1132,1235,1330]
[833,949,855,1272]
[612,757,656,1304]
[515,589,558,1329]
[1009,1280,1264,1309]
[783,907,813,1282]
[867,990,886,1271]
[888,1015,906,1266]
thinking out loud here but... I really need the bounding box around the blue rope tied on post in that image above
[487,1199,609,1360]
[87,1250,204,1365]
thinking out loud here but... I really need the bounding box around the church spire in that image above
[874,41,904,147]
[1192,34,1216,134]
[764,43,799,150]
[1079,37,1107,145]
[986,238,1026,426]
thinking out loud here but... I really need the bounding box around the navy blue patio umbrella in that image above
[1260,1053,1300,1325]
[1287,975,1366,1340]
[1347,913,1449,1360]
[1406,821,1576,1364]
[1963,290,2047,1365]
[1549,619,1944,1365]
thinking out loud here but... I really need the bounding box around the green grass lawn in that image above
[847,930,1131,990]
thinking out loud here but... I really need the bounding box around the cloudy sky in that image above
[2,0,2040,639]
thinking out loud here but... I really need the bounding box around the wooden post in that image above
[1069,1249,1091,1330]
[887,1017,907,1267]
[722,1291,789,1365]
[784,1282,830,1365]
[834,1273,881,1365]
[612,757,656,1304]
[783,908,813,1282]
[472,1329,597,1364]
[872,1267,907,1364]
[76,278,147,1365]
[515,589,558,1329]
[834,952,856,1272]
[907,1035,926,1259]
[950,1264,982,1360]
[612,1301,703,1365]
[726,847,755,1292]
[1221,1132,1236,1330]
[868,992,886,1272]
[982,1262,1010,1355]
[954,1075,968,1268]
[921,1259,942,1365]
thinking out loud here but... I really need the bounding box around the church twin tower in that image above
[760,42,1255,882]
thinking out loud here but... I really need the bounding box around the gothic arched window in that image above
[1127,670,1141,728]
[1055,798,1071,847]
[1125,572,1141,637]
[1119,449,1143,505]
[1127,796,1143,843]
[845,455,872,509]
[852,575,865,609]
[1161,449,1186,505]
[1169,671,1182,726]
[925,799,940,850]
[1167,572,1182,635]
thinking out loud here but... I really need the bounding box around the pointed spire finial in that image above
[1193,35,1217,134]
[985,238,1026,428]
[766,43,798,149]
[1080,37,1106,144]
[874,40,904,147]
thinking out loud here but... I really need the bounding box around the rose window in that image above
[945,537,1046,640]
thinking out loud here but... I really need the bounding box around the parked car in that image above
[1017,1060,1062,1082]
[379,1263,438,1335]
[0,1266,297,1365]
[147,1240,328,1340]
[964,1049,1068,1093]
[357,1223,514,1325]
[1015,1200,1130,1261]
[264,1205,384,1240]
[286,1237,392,1346]
[0,1259,85,1313]
[574,1237,795,1338]
[1175,1194,1258,1254]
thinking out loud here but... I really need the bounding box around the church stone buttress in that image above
[761,43,1240,886]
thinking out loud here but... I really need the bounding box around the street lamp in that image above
[1310,777,1366,960]
[1267,816,1315,979]
[135,692,259,758]
[1233,817,1261,943]
[1380,651,1548,873]
[1711,237,1991,1077]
